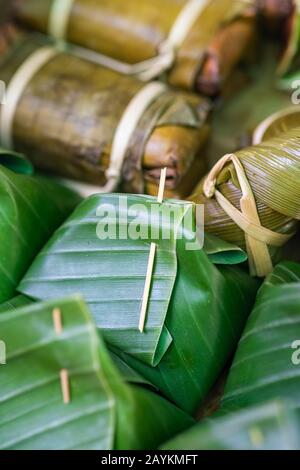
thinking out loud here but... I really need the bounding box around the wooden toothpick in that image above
[52,308,71,405]
[139,167,167,333]
[53,308,63,335]
[157,166,167,204]
[60,369,71,405]
[138,243,157,333]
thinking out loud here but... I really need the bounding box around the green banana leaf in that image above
[0,294,152,387]
[203,233,247,264]
[109,351,154,388]
[0,148,81,304]
[113,258,258,415]
[161,401,300,450]
[221,261,300,417]
[19,194,258,414]
[0,292,159,390]
[0,148,33,175]
[278,70,300,90]
[0,295,32,313]
[0,295,192,450]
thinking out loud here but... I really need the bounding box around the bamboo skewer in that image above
[52,307,63,335]
[139,167,167,333]
[60,369,71,405]
[52,308,71,404]
[157,167,168,204]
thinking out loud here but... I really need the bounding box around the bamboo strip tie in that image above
[0,47,58,149]
[52,308,70,404]
[48,0,210,81]
[99,82,167,193]
[139,167,167,333]
[48,0,75,40]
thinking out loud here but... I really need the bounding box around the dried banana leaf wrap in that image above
[0,147,80,304]
[189,127,300,277]
[0,295,192,450]
[252,106,300,143]
[13,0,257,96]
[18,193,259,415]
[220,262,300,421]
[0,32,210,198]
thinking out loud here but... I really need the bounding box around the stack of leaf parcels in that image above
[13,0,258,95]
[221,262,300,418]
[18,194,258,415]
[161,261,300,450]
[0,296,192,450]
[1,0,300,452]
[0,30,210,197]
[190,127,300,276]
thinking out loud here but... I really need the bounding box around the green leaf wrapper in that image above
[18,194,258,414]
[0,295,192,450]
[221,261,300,418]
[0,149,81,303]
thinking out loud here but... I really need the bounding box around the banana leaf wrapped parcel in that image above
[13,0,258,96]
[0,31,210,198]
[252,106,300,143]
[220,262,300,418]
[0,147,80,304]
[18,193,259,415]
[189,127,300,277]
[161,401,300,450]
[0,295,192,450]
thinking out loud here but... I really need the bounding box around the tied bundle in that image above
[190,127,300,277]
[0,296,192,450]
[0,31,210,198]
[13,0,258,96]
[18,193,258,415]
[220,262,300,419]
